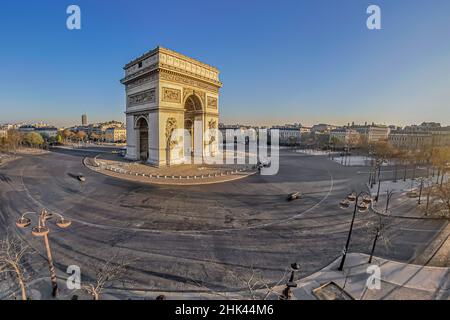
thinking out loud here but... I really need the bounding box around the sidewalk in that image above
[3,253,449,300]
[370,176,449,195]
[284,253,450,300]
[0,148,48,166]
[0,277,119,300]
[1,148,49,167]
[0,153,19,167]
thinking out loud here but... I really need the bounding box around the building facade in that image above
[105,127,127,143]
[353,125,390,143]
[388,130,433,150]
[0,129,7,139]
[330,128,360,145]
[300,126,311,134]
[69,121,125,136]
[121,47,222,166]
[429,127,450,147]
[18,125,58,138]
[311,124,337,134]
[35,127,58,138]
[82,114,88,126]
[271,125,301,145]
[388,123,450,149]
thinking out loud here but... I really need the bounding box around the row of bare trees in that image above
[0,129,111,153]
[368,142,450,218]
[0,233,129,300]
[0,234,29,300]
[1,233,290,301]
[61,129,88,142]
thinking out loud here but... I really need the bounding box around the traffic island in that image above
[84,156,257,185]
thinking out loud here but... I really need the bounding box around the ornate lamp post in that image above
[280,263,300,300]
[16,209,71,297]
[338,191,372,271]
[418,177,425,205]
[375,159,384,201]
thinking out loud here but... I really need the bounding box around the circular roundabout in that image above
[1,147,444,296]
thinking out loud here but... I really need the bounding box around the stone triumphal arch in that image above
[121,47,222,166]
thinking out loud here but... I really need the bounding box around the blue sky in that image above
[0,0,449,127]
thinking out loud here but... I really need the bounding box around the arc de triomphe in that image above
[121,47,222,166]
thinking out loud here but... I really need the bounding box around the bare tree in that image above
[0,234,32,300]
[365,216,390,264]
[76,131,87,143]
[390,148,401,182]
[90,132,101,142]
[5,130,23,154]
[228,266,290,300]
[81,254,130,300]
[431,147,450,186]
[429,182,450,218]
[188,266,290,300]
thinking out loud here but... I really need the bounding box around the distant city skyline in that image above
[1,1,450,128]
[2,117,449,130]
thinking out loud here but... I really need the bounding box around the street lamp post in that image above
[376,176,382,201]
[280,263,300,300]
[370,160,378,189]
[418,178,424,205]
[368,229,380,264]
[16,209,71,297]
[338,191,372,271]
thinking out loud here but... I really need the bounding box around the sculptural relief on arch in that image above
[121,47,222,166]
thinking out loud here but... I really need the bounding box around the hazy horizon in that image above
[2,115,449,130]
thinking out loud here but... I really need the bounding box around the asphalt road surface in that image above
[0,147,447,296]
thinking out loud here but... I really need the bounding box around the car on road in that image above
[287,192,301,201]
[262,160,271,167]
[257,160,272,173]
[77,174,86,182]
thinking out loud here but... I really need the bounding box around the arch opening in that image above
[184,95,203,161]
[136,117,149,161]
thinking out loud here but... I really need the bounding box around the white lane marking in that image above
[16,154,335,236]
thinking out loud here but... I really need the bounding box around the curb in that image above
[83,157,257,185]
[370,192,449,221]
